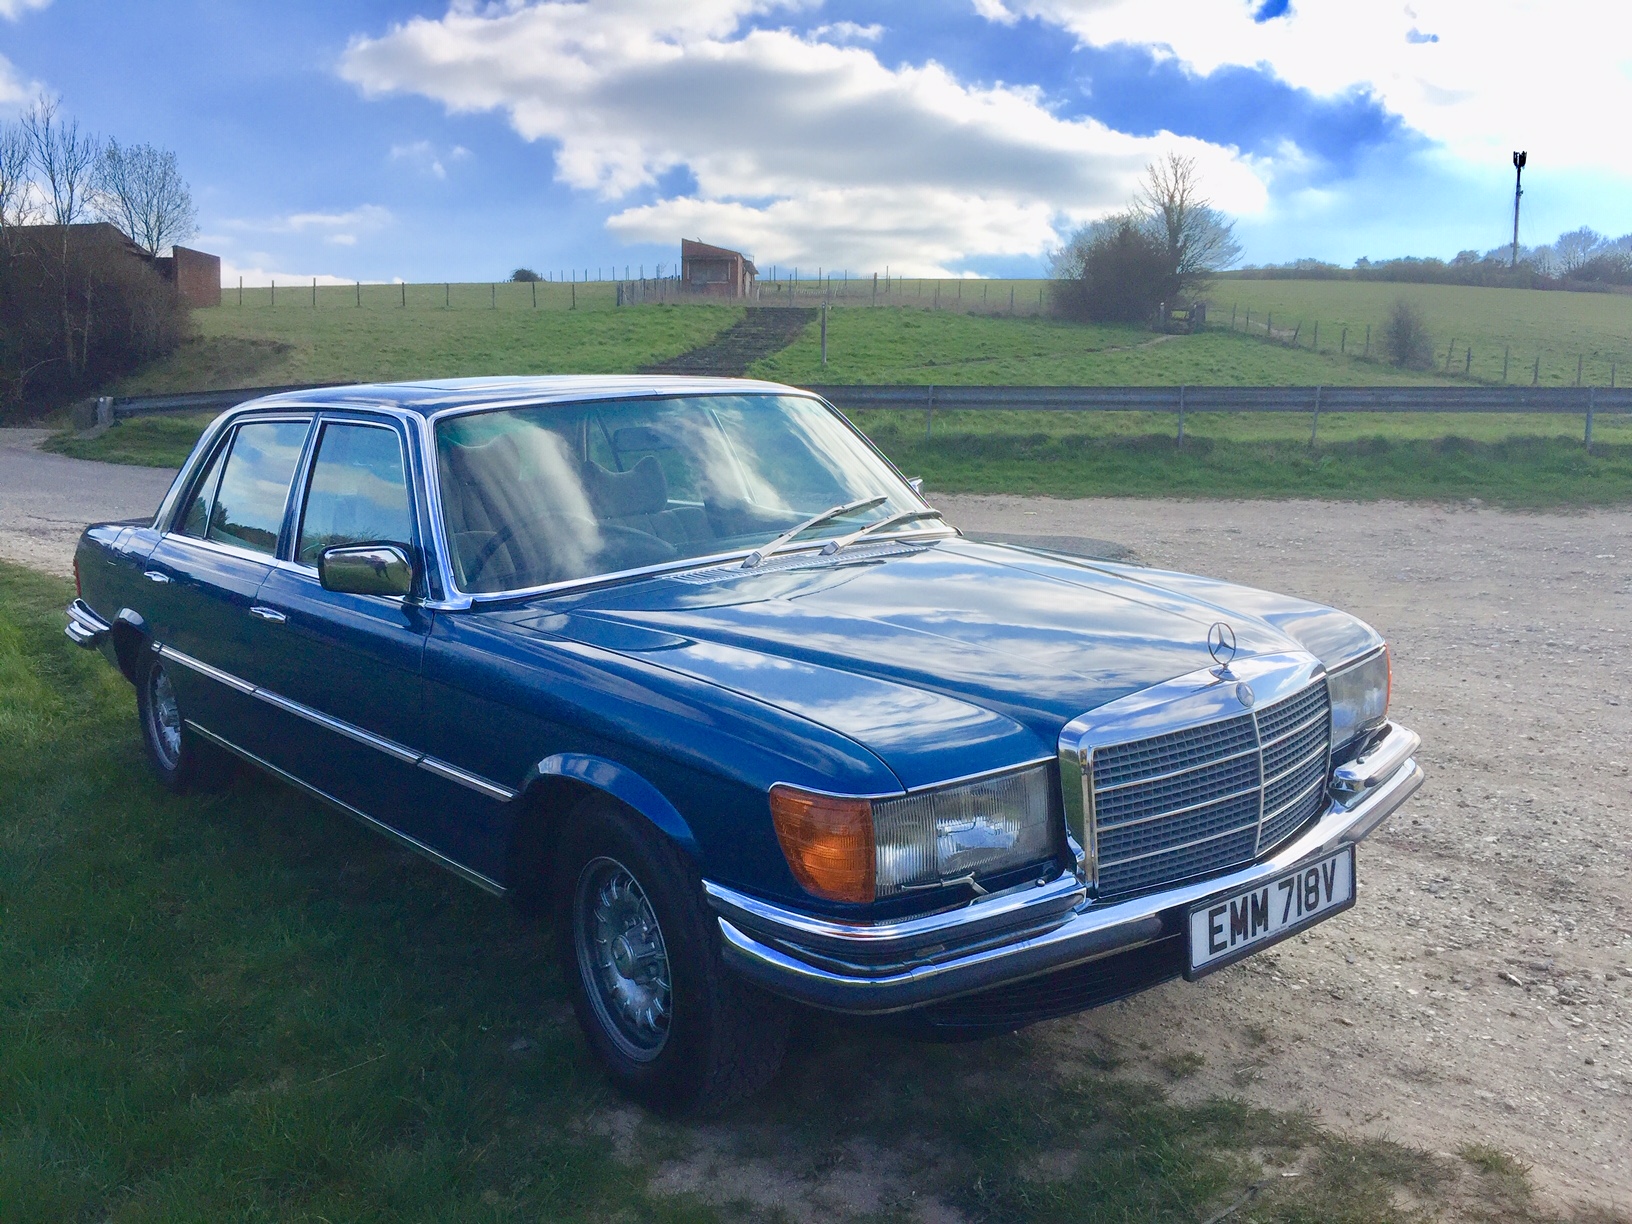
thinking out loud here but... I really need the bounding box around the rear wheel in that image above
[136,651,231,792]
[553,798,788,1115]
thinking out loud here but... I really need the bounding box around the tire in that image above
[135,650,232,793]
[553,798,788,1116]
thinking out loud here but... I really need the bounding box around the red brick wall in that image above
[171,246,221,308]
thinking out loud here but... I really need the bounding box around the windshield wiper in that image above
[818,508,947,556]
[740,495,888,569]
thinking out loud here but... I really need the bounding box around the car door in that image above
[247,414,437,835]
[140,416,313,745]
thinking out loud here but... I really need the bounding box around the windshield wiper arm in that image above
[818,508,947,556]
[741,496,888,569]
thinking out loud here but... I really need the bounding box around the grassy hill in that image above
[1210,279,1632,385]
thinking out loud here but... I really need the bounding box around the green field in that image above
[0,562,1598,1223]
[1212,279,1632,386]
[45,280,1632,504]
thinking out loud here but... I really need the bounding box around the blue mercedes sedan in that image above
[66,376,1422,1114]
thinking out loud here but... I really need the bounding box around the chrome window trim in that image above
[159,413,317,540]
[290,415,419,573]
[417,391,948,605]
[154,642,517,801]
[186,720,507,896]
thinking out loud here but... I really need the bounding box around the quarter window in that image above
[176,437,230,539]
[206,421,310,555]
[297,422,414,565]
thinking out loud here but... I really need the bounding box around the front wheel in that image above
[135,651,232,792]
[553,799,788,1115]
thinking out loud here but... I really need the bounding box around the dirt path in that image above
[936,492,1632,1212]
[0,429,177,577]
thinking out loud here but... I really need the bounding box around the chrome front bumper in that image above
[708,722,1422,1015]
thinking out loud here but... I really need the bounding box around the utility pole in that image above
[1510,150,1527,269]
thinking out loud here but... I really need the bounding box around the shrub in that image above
[1381,299,1435,369]
[509,267,542,282]
[1052,217,1171,324]
[0,226,190,420]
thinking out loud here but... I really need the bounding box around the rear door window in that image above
[207,421,311,555]
[296,421,414,565]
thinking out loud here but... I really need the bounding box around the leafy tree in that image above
[509,267,542,282]
[1050,215,1170,323]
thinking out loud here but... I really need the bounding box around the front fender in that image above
[520,752,701,859]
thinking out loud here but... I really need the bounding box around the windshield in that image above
[434,394,935,594]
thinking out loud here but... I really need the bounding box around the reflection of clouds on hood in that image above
[340,0,1264,275]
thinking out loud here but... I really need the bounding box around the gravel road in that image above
[0,429,177,577]
[939,492,1632,1212]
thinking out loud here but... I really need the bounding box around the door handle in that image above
[248,606,287,624]
[143,570,171,583]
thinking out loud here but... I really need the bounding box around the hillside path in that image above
[0,429,177,577]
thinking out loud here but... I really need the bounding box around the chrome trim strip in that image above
[1093,743,1260,794]
[1100,819,1259,867]
[185,719,507,896]
[704,873,1084,948]
[157,644,256,695]
[1097,782,1261,832]
[154,642,517,800]
[1262,742,1328,788]
[1260,709,1328,750]
[417,756,517,803]
[1263,772,1326,821]
[716,733,1422,1015]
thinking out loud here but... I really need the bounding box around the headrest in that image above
[581,455,668,518]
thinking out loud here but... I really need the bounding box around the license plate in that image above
[1185,847,1355,979]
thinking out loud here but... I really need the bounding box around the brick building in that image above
[680,239,757,298]
[12,223,221,307]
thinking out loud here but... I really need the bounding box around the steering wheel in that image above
[463,524,518,588]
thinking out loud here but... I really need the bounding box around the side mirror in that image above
[319,544,414,597]
[908,476,924,496]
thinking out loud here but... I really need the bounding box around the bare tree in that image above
[1136,152,1242,293]
[0,119,36,238]
[20,98,97,227]
[1552,226,1605,277]
[95,139,197,256]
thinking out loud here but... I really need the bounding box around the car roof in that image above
[237,375,811,417]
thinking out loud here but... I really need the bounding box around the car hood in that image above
[498,538,1355,791]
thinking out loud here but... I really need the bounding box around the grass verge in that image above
[1,561,1619,1221]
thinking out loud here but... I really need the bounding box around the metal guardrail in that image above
[95,381,1631,445]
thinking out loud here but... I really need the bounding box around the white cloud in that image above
[0,52,41,109]
[390,138,471,179]
[979,0,1632,173]
[0,0,51,20]
[340,0,1267,273]
[810,21,883,42]
[219,259,355,288]
[222,204,392,235]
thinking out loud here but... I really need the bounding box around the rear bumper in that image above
[65,599,112,649]
[708,723,1421,1015]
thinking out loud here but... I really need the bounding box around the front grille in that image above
[1091,679,1330,900]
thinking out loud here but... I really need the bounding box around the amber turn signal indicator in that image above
[769,785,875,903]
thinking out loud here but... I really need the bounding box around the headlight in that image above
[1326,645,1390,751]
[771,764,1057,903]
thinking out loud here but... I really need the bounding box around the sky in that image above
[2,0,1628,284]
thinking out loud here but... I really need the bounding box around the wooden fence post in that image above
[1364,324,1370,358]
[820,304,828,366]
[1312,321,1318,351]
[1533,355,1540,385]
[925,386,936,439]
[1503,347,1509,382]
[1340,326,1347,354]
[1177,384,1186,449]
[1310,386,1321,448]
[1586,386,1595,451]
